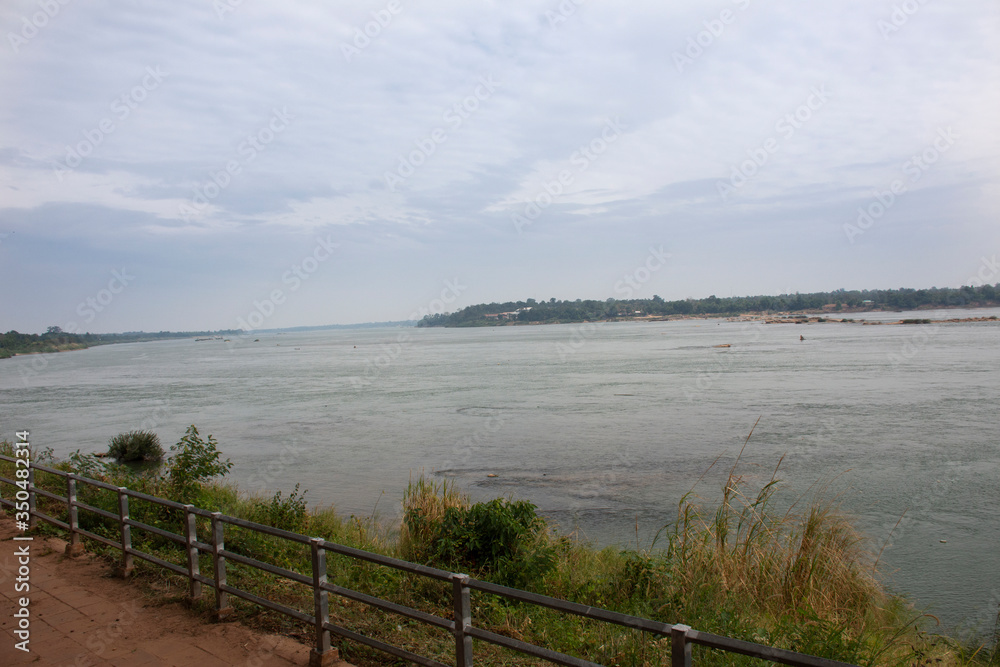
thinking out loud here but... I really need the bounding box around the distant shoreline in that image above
[4,305,998,361]
[445,303,1000,328]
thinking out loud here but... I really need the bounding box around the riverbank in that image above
[3,442,995,666]
[0,341,89,359]
[732,313,999,325]
[444,305,1000,328]
[418,286,1000,327]
[0,329,243,360]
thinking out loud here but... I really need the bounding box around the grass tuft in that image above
[107,429,163,462]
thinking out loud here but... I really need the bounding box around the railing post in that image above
[117,488,133,577]
[184,505,202,600]
[211,512,233,620]
[452,573,473,667]
[309,538,336,667]
[27,465,36,530]
[671,624,692,667]
[65,475,85,557]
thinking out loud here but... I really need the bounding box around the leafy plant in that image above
[107,430,164,462]
[68,449,112,478]
[249,484,309,533]
[424,497,556,588]
[167,425,232,500]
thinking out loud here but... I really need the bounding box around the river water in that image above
[2,308,998,636]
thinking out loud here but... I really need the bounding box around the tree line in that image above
[417,284,1000,327]
[0,327,241,359]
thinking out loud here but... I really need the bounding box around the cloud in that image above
[1,0,998,331]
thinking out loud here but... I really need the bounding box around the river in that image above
[2,307,998,636]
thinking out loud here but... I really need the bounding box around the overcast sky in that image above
[1,0,998,333]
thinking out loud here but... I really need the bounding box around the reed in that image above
[399,473,468,562]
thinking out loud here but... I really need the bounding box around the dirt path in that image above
[0,516,351,666]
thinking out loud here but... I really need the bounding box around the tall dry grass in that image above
[399,473,468,562]
[660,458,888,629]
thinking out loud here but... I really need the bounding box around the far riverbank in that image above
[455,304,1000,327]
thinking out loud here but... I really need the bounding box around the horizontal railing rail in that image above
[0,453,860,667]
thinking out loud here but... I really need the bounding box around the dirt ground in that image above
[0,515,352,666]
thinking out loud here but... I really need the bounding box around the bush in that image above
[248,484,309,533]
[107,430,163,462]
[167,425,232,500]
[402,477,557,587]
[423,497,556,588]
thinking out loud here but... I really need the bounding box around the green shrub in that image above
[248,484,309,533]
[422,497,556,588]
[107,430,163,462]
[167,425,232,500]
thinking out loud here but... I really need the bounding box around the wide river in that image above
[2,308,998,636]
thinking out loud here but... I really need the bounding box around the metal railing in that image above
[0,454,859,667]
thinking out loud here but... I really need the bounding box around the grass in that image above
[1,437,997,667]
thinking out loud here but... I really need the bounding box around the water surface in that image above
[2,308,998,635]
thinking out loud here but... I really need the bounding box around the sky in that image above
[1,0,998,333]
